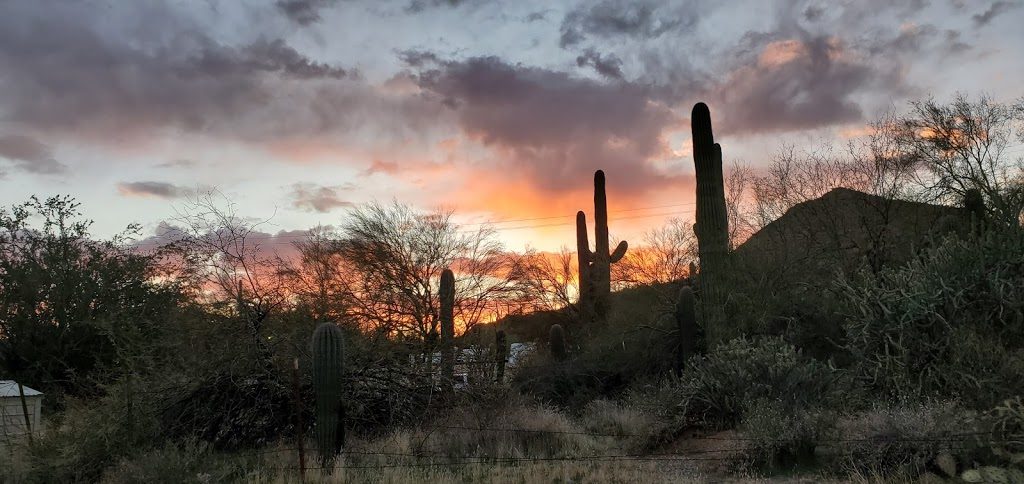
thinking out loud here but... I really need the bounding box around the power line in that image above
[458,202,697,227]
[488,209,695,232]
[149,206,697,247]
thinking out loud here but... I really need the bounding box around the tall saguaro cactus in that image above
[312,322,345,464]
[575,212,594,324]
[577,170,629,322]
[691,102,730,346]
[439,268,456,384]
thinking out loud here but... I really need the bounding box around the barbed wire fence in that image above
[188,426,1013,478]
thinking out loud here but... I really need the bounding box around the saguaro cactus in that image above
[675,285,699,376]
[439,268,456,384]
[312,322,345,464]
[691,102,729,347]
[495,330,509,383]
[576,170,629,322]
[550,324,567,361]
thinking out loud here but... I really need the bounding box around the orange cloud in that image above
[758,40,807,67]
[444,166,697,251]
[839,125,877,139]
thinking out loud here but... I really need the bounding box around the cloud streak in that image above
[972,1,1020,27]
[0,134,67,174]
[289,183,355,213]
[559,0,698,47]
[117,181,195,199]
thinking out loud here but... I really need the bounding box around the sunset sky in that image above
[1,0,1022,252]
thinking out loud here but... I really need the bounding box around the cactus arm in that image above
[594,170,610,258]
[609,241,628,263]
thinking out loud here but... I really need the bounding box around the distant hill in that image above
[493,188,971,341]
[732,187,970,276]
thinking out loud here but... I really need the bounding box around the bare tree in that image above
[334,201,523,340]
[891,93,1024,226]
[613,217,697,289]
[277,225,350,323]
[748,143,877,231]
[162,191,288,369]
[516,246,579,316]
[724,162,756,249]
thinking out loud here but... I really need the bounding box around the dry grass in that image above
[8,396,947,483]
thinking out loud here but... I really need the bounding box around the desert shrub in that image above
[358,401,604,463]
[839,227,1024,409]
[159,372,294,450]
[20,380,163,483]
[971,396,1024,470]
[831,400,981,478]
[100,439,251,484]
[740,397,839,471]
[578,399,660,452]
[512,357,619,410]
[727,248,850,361]
[677,336,848,430]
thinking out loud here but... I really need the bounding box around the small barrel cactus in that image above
[550,324,567,361]
[312,322,345,464]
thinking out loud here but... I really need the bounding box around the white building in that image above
[0,380,43,440]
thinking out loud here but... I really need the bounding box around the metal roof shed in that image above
[0,380,43,440]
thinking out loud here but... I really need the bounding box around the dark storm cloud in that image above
[275,0,339,25]
[559,0,698,47]
[690,0,978,136]
[397,49,442,68]
[405,0,472,13]
[710,34,875,135]
[0,1,415,146]
[0,134,67,174]
[117,181,189,199]
[972,1,1021,27]
[575,49,624,80]
[289,183,355,213]
[802,5,824,21]
[409,55,684,194]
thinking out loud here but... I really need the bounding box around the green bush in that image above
[839,227,1024,409]
[677,336,848,430]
